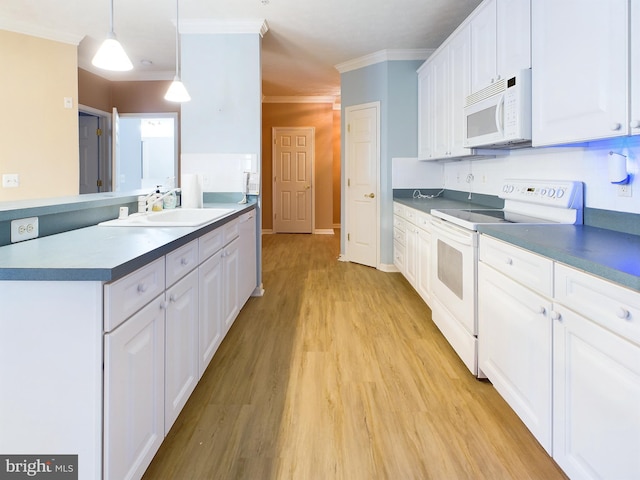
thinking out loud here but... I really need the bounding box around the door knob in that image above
[364,193,375,198]
[305,185,311,190]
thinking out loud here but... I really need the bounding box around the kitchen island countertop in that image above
[0,202,256,282]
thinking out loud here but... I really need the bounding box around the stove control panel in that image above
[500,180,583,208]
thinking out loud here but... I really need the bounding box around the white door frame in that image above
[272,126,315,233]
[344,101,380,268]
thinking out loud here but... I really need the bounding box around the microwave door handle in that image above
[495,93,505,135]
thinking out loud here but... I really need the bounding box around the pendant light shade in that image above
[165,0,190,102]
[165,75,191,102]
[92,0,133,71]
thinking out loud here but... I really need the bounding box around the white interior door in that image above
[273,127,314,233]
[79,115,100,194]
[345,102,379,268]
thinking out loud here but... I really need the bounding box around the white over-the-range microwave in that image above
[463,68,532,149]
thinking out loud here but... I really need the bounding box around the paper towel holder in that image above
[608,151,629,185]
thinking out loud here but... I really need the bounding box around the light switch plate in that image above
[11,217,39,243]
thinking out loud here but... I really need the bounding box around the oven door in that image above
[430,217,477,335]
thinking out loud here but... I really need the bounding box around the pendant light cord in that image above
[175,0,181,77]
[109,0,115,35]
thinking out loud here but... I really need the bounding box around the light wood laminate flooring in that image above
[143,233,566,480]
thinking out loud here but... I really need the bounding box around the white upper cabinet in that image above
[417,23,473,160]
[471,0,531,93]
[532,0,630,146]
[470,0,497,92]
[417,0,530,160]
[497,0,531,75]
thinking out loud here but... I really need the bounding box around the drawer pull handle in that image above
[160,300,169,310]
[616,308,630,320]
[180,258,190,266]
[550,311,561,321]
[169,294,178,303]
[137,283,148,293]
[533,306,546,315]
[505,257,513,265]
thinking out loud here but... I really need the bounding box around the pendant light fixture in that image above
[164,0,191,102]
[92,0,133,71]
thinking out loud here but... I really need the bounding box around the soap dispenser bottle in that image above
[152,186,163,211]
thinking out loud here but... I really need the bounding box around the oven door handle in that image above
[431,217,475,247]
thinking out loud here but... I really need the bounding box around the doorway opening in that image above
[78,106,111,194]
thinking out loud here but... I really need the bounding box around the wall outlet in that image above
[618,184,632,197]
[2,174,19,188]
[11,217,39,243]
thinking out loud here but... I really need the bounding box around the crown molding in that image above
[262,96,338,104]
[335,48,435,73]
[0,23,83,45]
[179,19,269,37]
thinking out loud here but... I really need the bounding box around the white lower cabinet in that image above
[104,296,166,480]
[199,249,224,377]
[222,236,239,336]
[478,235,640,479]
[164,269,199,434]
[552,264,640,480]
[393,202,433,305]
[478,256,553,453]
[238,210,258,305]
[103,211,255,480]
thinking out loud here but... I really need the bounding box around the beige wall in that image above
[261,102,341,232]
[0,30,78,201]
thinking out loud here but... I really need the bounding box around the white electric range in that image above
[428,179,583,376]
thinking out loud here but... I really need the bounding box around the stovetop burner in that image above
[431,180,584,231]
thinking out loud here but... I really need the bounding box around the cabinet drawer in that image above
[104,257,165,332]
[393,215,406,234]
[554,263,640,345]
[415,211,432,231]
[166,239,198,287]
[393,227,405,245]
[405,207,417,224]
[479,235,553,297]
[223,218,239,244]
[393,202,405,218]
[199,228,224,263]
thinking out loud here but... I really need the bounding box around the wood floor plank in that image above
[142,233,567,480]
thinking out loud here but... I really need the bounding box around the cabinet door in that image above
[431,50,450,158]
[405,225,418,287]
[470,0,497,92]
[478,262,552,453]
[496,0,531,75]
[416,227,431,304]
[532,0,628,146]
[164,269,199,434]
[104,297,165,480]
[417,63,431,160]
[448,23,472,157]
[238,210,257,305]
[553,304,640,480]
[199,250,224,377]
[222,237,240,336]
[632,0,640,134]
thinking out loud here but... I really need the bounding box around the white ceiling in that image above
[1,0,482,99]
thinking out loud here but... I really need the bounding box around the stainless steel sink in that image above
[98,208,234,227]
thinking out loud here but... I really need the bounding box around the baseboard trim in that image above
[314,229,335,235]
[261,229,274,234]
[378,263,399,273]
